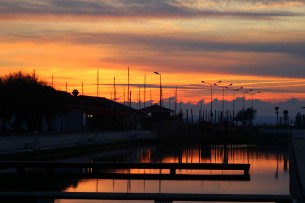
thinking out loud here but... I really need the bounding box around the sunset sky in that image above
[1,0,305,106]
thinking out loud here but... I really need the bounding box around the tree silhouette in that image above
[0,71,65,132]
[235,108,257,126]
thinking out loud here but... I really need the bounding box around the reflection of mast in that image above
[159,179,161,193]
[284,155,288,172]
[96,179,98,192]
[223,145,228,164]
[127,179,131,193]
[275,154,279,179]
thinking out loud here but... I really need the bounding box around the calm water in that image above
[53,142,289,203]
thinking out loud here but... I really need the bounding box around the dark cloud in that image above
[12,30,303,57]
[1,28,304,77]
[0,0,303,20]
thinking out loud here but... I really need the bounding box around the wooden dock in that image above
[0,161,250,175]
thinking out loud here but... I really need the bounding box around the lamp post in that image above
[215,83,232,122]
[201,80,221,123]
[246,90,261,111]
[154,72,162,107]
[274,106,279,125]
[245,90,261,124]
[231,87,243,125]
[242,90,246,111]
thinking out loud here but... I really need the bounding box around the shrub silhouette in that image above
[0,71,65,132]
[235,107,257,126]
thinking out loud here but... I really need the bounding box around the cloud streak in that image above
[2,29,305,57]
[1,28,305,78]
[0,0,303,20]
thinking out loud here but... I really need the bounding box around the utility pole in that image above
[144,75,146,108]
[123,87,125,105]
[128,67,130,107]
[113,77,116,101]
[138,86,141,109]
[51,74,53,88]
[150,89,152,106]
[97,70,99,97]
[175,87,178,113]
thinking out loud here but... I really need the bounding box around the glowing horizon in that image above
[1,0,304,104]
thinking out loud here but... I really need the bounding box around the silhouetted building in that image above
[51,92,140,131]
[140,104,174,129]
[141,105,174,121]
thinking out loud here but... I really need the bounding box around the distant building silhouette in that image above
[140,104,174,129]
[51,92,140,131]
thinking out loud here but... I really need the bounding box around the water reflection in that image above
[59,143,289,195]
[0,142,289,203]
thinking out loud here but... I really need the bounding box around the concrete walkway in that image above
[292,138,305,198]
[0,130,157,155]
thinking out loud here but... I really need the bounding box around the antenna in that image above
[82,81,84,95]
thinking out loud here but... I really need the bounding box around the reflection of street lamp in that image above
[201,80,221,122]
[154,72,162,107]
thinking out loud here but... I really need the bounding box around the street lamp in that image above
[154,72,162,107]
[246,90,261,111]
[215,83,232,121]
[229,86,243,125]
[201,80,221,123]
[245,89,261,124]
[274,106,279,125]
